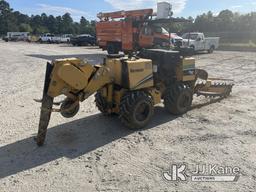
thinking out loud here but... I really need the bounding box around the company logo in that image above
[163,164,187,181]
[163,164,240,182]
[130,68,144,73]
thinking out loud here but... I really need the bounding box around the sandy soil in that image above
[0,41,255,192]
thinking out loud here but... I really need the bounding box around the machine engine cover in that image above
[138,49,181,85]
[105,57,153,90]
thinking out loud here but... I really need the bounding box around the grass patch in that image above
[221,41,256,48]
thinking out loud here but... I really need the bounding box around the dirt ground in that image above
[0,41,255,192]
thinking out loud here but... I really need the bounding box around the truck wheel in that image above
[208,46,214,53]
[107,43,119,54]
[119,91,154,130]
[164,83,193,115]
[190,45,195,54]
[95,92,113,115]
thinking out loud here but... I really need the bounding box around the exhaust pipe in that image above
[36,62,54,146]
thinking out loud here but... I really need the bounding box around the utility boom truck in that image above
[96,2,177,54]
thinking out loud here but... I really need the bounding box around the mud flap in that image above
[36,62,54,146]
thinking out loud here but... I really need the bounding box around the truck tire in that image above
[107,43,119,54]
[119,91,154,130]
[208,45,215,53]
[164,83,193,115]
[95,92,113,115]
[190,45,195,54]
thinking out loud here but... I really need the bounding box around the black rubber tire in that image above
[208,46,214,53]
[190,45,195,54]
[60,99,80,118]
[95,92,112,115]
[164,83,193,115]
[119,91,154,130]
[107,43,119,54]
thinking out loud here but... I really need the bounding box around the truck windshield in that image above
[182,34,198,40]
[154,26,169,35]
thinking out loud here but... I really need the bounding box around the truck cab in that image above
[139,25,170,49]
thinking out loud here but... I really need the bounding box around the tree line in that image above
[172,10,256,33]
[170,10,256,43]
[1,0,256,43]
[0,0,95,35]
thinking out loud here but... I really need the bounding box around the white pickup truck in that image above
[39,33,61,43]
[39,33,73,43]
[182,33,220,53]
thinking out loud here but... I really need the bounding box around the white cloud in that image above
[251,2,256,6]
[104,0,187,14]
[37,4,93,21]
[230,5,242,9]
[230,5,243,11]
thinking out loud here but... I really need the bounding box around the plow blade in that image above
[36,62,54,146]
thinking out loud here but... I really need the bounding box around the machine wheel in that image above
[164,83,193,115]
[60,99,80,118]
[95,92,113,115]
[119,91,154,130]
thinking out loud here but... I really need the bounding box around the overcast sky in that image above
[7,0,256,21]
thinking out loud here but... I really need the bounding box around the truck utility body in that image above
[96,9,172,54]
[60,34,73,43]
[182,33,220,53]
